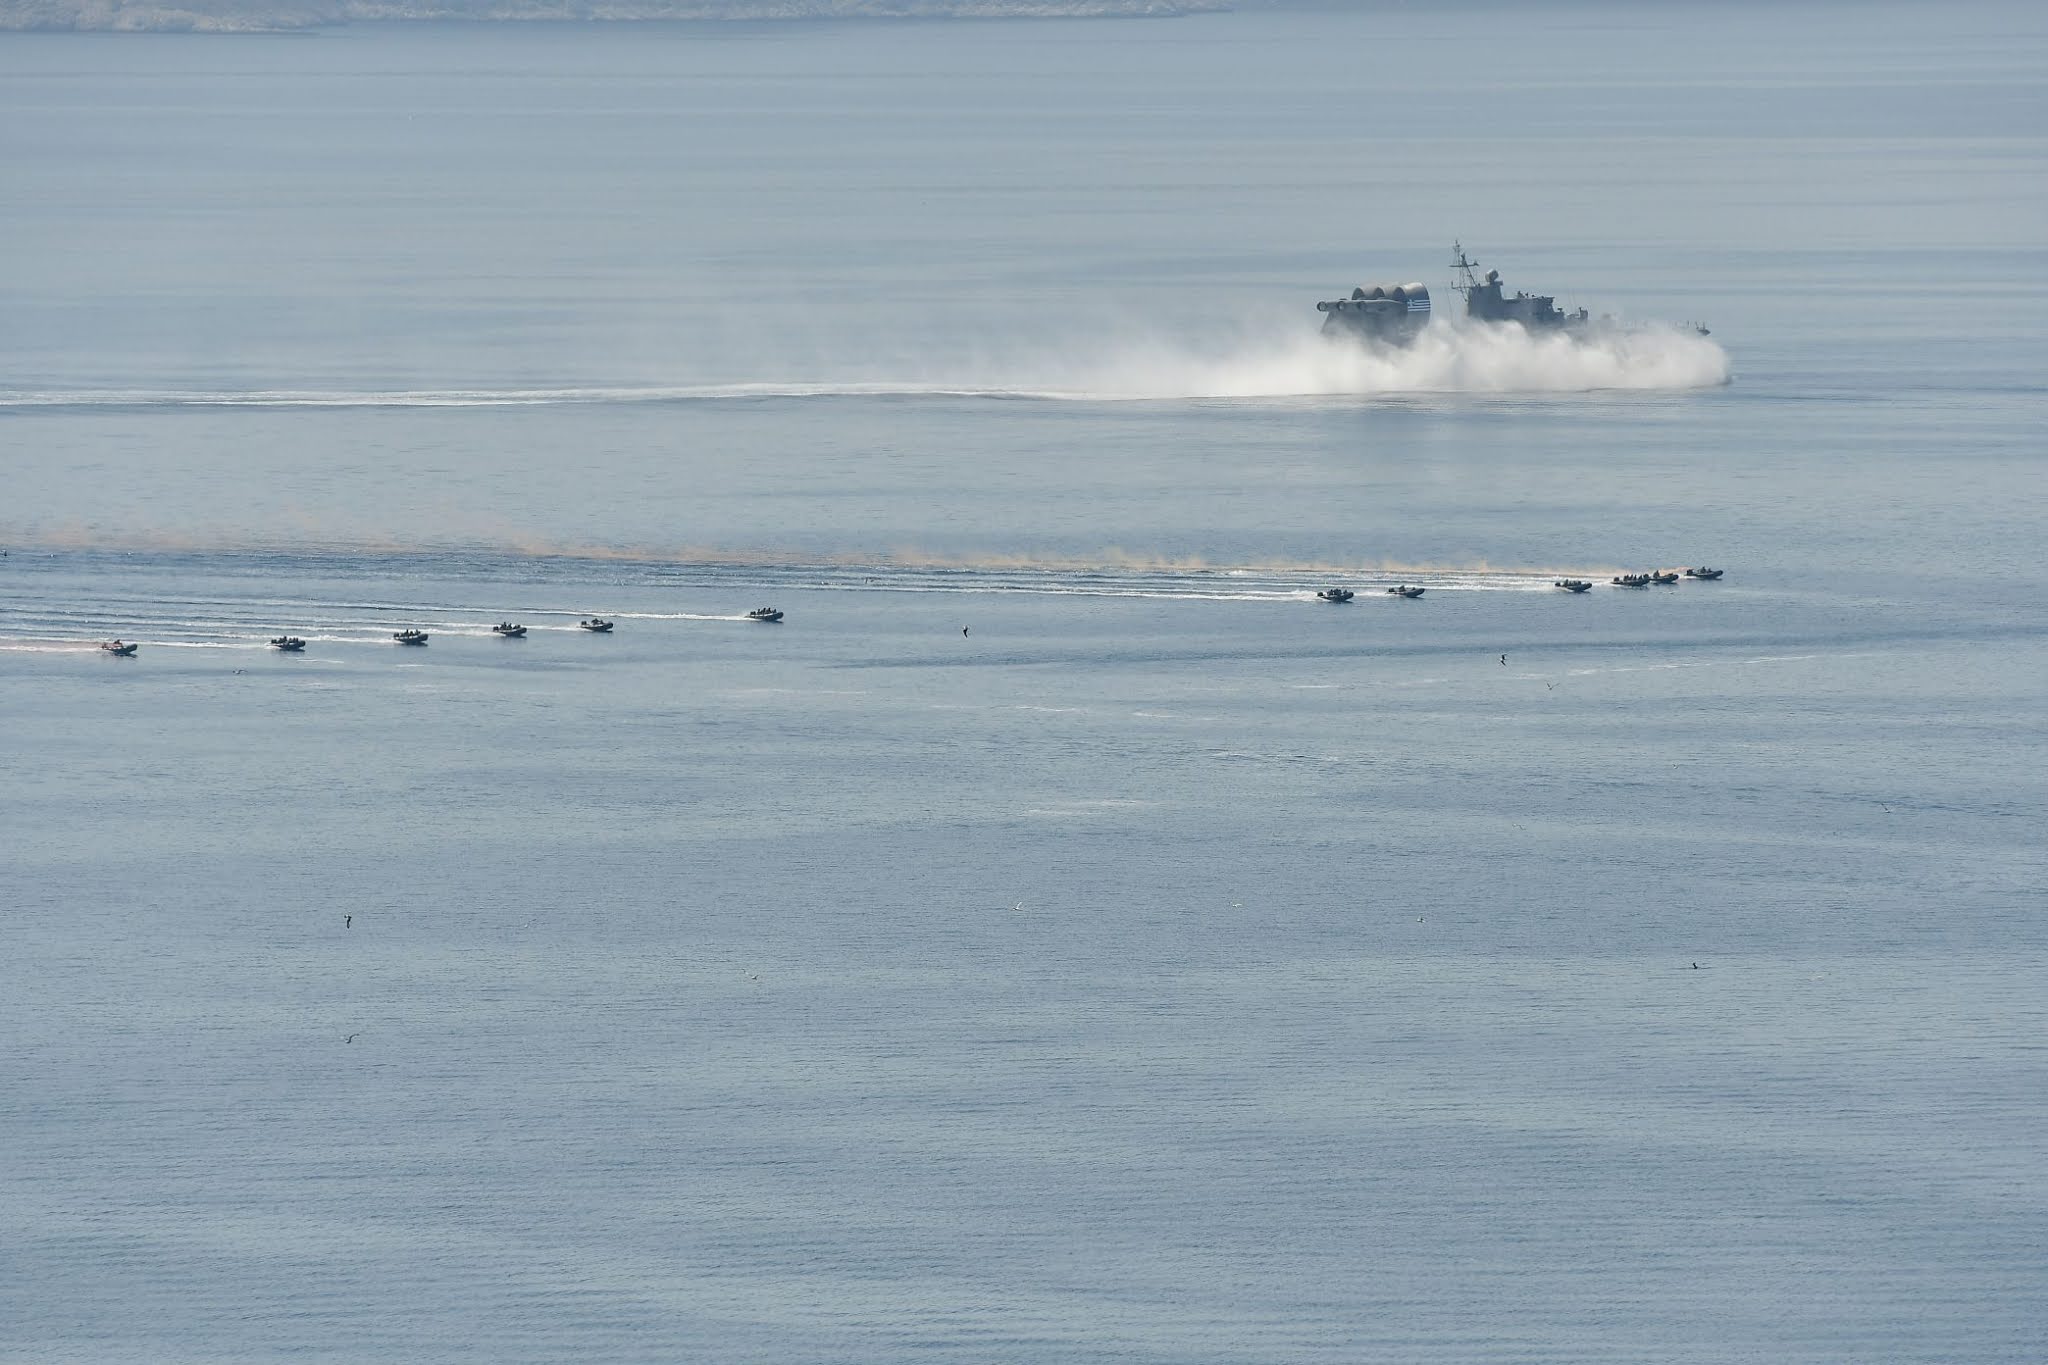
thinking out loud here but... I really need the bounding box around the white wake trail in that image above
[0,320,1728,410]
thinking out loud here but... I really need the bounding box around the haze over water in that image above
[3,3,2046,1360]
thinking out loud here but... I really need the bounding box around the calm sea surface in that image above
[3,4,2046,1361]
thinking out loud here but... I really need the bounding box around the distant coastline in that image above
[1,0,1227,33]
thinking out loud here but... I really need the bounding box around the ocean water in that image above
[3,4,2047,1361]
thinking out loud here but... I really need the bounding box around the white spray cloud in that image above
[927,319,1731,401]
[0,320,1727,410]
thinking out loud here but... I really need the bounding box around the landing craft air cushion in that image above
[1318,242,1708,345]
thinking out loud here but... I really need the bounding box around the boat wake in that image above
[0,555,1637,654]
[0,322,1728,411]
[0,383,1016,411]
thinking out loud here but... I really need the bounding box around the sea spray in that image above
[985,319,1732,400]
[0,321,1729,410]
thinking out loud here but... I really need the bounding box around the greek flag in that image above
[1409,298,1430,312]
